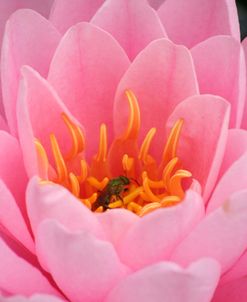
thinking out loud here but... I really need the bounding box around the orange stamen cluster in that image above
[35,90,192,216]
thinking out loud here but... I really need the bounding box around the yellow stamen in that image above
[77,159,88,183]
[161,195,181,207]
[69,172,80,197]
[127,202,142,213]
[139,202,162,217]
[168,169,192,199]
[161,119,183,165]
[162,157,179,190]
[96,124,107,162]
[50,134,68,182]
[122,154,134,173]
[34,139,49,179]
[142,172,161,202]
[108,200,123,209]
[122,90,141,140]
[62,113,85,160]
[139,127,156,163]
[87,177,109,190]
[123,186,143,205]
[95,206,104,213]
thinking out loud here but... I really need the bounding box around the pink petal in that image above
[0,115,8,132]
[91,0,167,60]
[0,235,59,296]
[158,0,240,48]
[0,131,28,219]
[36,219,129,302]
[207,153,247,213]
[171,189,247,273]
[0,295,65,302]
[1,9,61,136]
[117,190,204,270]
[114,38,198,161]
[26,177,103,238]
[167,94,230,200]
[220,249,247,285]
[48,22,130,157]
[17,66,77,177]
[97,209,139,249]
[212,278,247,302]
[106,258,220,302]
[241,38,247,129]
[191,36,245,128]
[49,0,105,34]
[218,129,247,180]
[0,180,34,253]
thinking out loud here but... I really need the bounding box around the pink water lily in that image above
[0,0,247,301]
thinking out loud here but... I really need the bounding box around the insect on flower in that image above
[92,176,131,211]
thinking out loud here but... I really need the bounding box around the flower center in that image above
[35,90,192,216]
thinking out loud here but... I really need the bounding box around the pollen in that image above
[35,90,192,216]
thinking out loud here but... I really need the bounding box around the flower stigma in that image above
[35,90,192,216]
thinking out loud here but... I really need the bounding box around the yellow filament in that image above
[127,202,142,213]
[69,173,80,197]
[168,169,192,199]
[96,124,107,162]
[34,139,49,179]
[87,177,109,190]
[162,119,184,165]
[123,186,143,205]
[139,202,162,217]
[142,172,160,202]
[139,128,156,163]
[108,200,123,209]
[122,90,141,140]
[162,157,179,190]
[122,154,134,173]
[50,134,68,182]
[95,206,104,213]
[62,113,79,159]
[161,195,181,206]
[77,159,88,183]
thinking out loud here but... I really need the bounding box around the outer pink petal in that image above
[167,95,230,200]
[26,177,103,239]
[241,38,247,129]
[0,236,60,296]
[1,9,61,136]
[117,190,204,270]
[36,220,129,302]
[0,131,28,219]
[97,209,139,249]
[191,36,245,128]
[220,249,247,285]
[171,190,247,273]
[0,180,34,253]
[17,66,77,177]
[106,259,220,302]
[218,129,247,180]
[0,295,65,302]
[49,0,105,34]
[212,278,247,302]
[48,22,130,157]
[207,153,247,213]
[91,0,167,60]
[114,38,198,161]
[158,0,240,48]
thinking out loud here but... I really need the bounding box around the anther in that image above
[162,157,179,190]
[77,159,88,183]
[122,154,134,173]
[142,172,160,202]
[50,134,68,182]
[139,202,162,217]
[87,177,109,190]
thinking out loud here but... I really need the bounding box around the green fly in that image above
[92,176,130,211]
